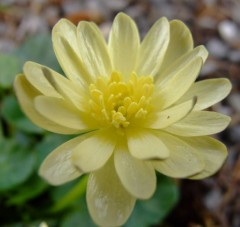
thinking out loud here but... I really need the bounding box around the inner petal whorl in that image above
[88,72,154,129]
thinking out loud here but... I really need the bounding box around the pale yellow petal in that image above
[126,128,169,160]
[156,45,208,83]
[39,135,87,185]
[34,96,91,131]
[148,98,196,129]
[87,158,136,227]
[77,21,112,78]
[165,111,231,136]
[155,57,203,110]
[109,12,140,78]
[176,78,232,111]
[24,62,87,112]
[14,75,80,134]
[153,132,204,178]
[159,19,193,72]
[72,130,116,172]
[40,66,87,112]
[52,19,91,84]
[114,144,156,199]
[136,17,169,77]
[181,136,228,179]
[23,62,61,98]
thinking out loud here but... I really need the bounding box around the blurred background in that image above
[0,0,239,226]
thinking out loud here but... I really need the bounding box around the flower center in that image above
[88,72,154,129]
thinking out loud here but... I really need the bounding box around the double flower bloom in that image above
[15,13,231,226]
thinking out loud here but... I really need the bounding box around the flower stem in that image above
[50,175,88,213]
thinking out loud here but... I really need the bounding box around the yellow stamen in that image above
[88,72,154,129]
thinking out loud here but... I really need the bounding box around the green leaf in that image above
[0,54,22,89]
[35,133,73,166]
[124,174,179,227]
[0,139,37,190]
[6,174,49,205]
[50,175,88,213]
[15,33,61,72]
[61,197,96,227]
[1,95,43,133]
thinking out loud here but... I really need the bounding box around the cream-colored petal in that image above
[34,96,90,131]
[41,66,87,112]
[126,128,169,160]
[114,144,156,199]
[72,130,116,172]
[181,136,228,179]
[87,158,136,227]
[14,75,80,134]
[159,19,193,72]
[39,135,87,185]
[23,62,61,98]
[135,17,169,77]
[156,45,208,83]
[153,131,204,178]
[148,98,196,129]
[24,62,86,112]
[175,78,232,111]
[155,57,203,110]
[109,12,140,78]
[165,111,231,136]
[77,21,112,79]
[52,19,91,84]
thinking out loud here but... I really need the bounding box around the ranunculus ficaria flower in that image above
[14,13,231,226]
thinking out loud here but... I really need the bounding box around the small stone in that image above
[0,0,28,5]
[204,189,222,210]
[197,16,218,29]
[16,14,49,41]
[206,38,229,58]
[0,22,7,36]
[218,20,240,45]
[231,1,240,23]
[62,0,82,15]
[203,0,217,6]
[33,0,47,4]
[212,103,232,116]
[200,60,218,76]
[229,50,240,62]
[100,22,112,39]
[44,5,60,26]
[228,93,240,113]
[95,0,128,11]
[0,39,16,53]
[229,125,240,143]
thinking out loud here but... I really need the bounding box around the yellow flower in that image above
[14,13,231,226]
